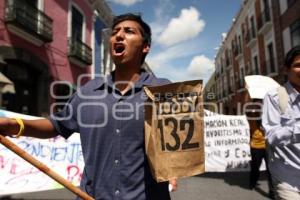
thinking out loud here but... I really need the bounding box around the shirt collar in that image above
[93,69,153,91]
[285,81,300,103]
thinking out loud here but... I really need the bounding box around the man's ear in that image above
[143,43,150,54]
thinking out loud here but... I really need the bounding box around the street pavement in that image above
[0,172,271,200]
[171,172,271,200]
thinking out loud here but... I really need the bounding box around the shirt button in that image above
[114,159,119,165]
[115,190,120,196]
[116,129,120,135]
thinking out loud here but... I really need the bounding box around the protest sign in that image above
[245,75,280,99]
[144,80,205,182]
[204,114,251,172]
[0,110,83,195]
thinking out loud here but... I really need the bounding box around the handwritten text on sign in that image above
[204,115,251,172]
[0,135,83,195]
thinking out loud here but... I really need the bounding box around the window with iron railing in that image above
[71,6,83,41]
[258,8,271,30]
[68,37,92,65]
[68,5,92,65]
[233,45,238,56]
[238,35,243,54]
[4,0,53,42]
[250,16,256,37]
[233,41,242,56]
[290,19,300,47]
[246,27,256,43]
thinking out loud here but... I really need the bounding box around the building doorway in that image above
[1,60,39,115]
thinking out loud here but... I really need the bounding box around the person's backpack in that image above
[277,86,289,114]
[266,86,289,162]
[267,86,289,163]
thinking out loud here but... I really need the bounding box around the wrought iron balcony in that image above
[245,27,257,47]
[4,0,53,43]
[233,45,243,60]
[257,8,272,34]
[68,37,92,66]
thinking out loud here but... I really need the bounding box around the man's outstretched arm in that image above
[0,118,58,139]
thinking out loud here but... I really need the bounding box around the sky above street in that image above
[107,0,242,84]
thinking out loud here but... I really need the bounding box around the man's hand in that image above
[169,179,178,192]
[0,118,20,137]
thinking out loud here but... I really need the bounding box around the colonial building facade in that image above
[0,0,113,116]
[212,0,300,115]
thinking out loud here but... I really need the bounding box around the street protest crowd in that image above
[0,13,299,200]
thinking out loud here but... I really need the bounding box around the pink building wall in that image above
[0,0,100,115]
[0,0,93,85]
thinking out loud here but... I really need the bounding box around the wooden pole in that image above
[0,135,94,200]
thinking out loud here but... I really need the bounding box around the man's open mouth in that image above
[114,43,125,55]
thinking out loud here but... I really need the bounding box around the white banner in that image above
[204,115,251,172]
[0,110,252,195]
[0,110,83,196]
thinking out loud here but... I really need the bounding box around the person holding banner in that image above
[262,45,300,200]
[0,13,176,200]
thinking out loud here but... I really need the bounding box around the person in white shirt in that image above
[262,45,300,200]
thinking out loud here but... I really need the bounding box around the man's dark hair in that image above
[285,45,300,68]
[112,13,152,46]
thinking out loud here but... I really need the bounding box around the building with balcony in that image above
[0,0,113,116]
[214,0,300,115]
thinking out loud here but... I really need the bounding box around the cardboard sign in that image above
[144,80,205,182]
